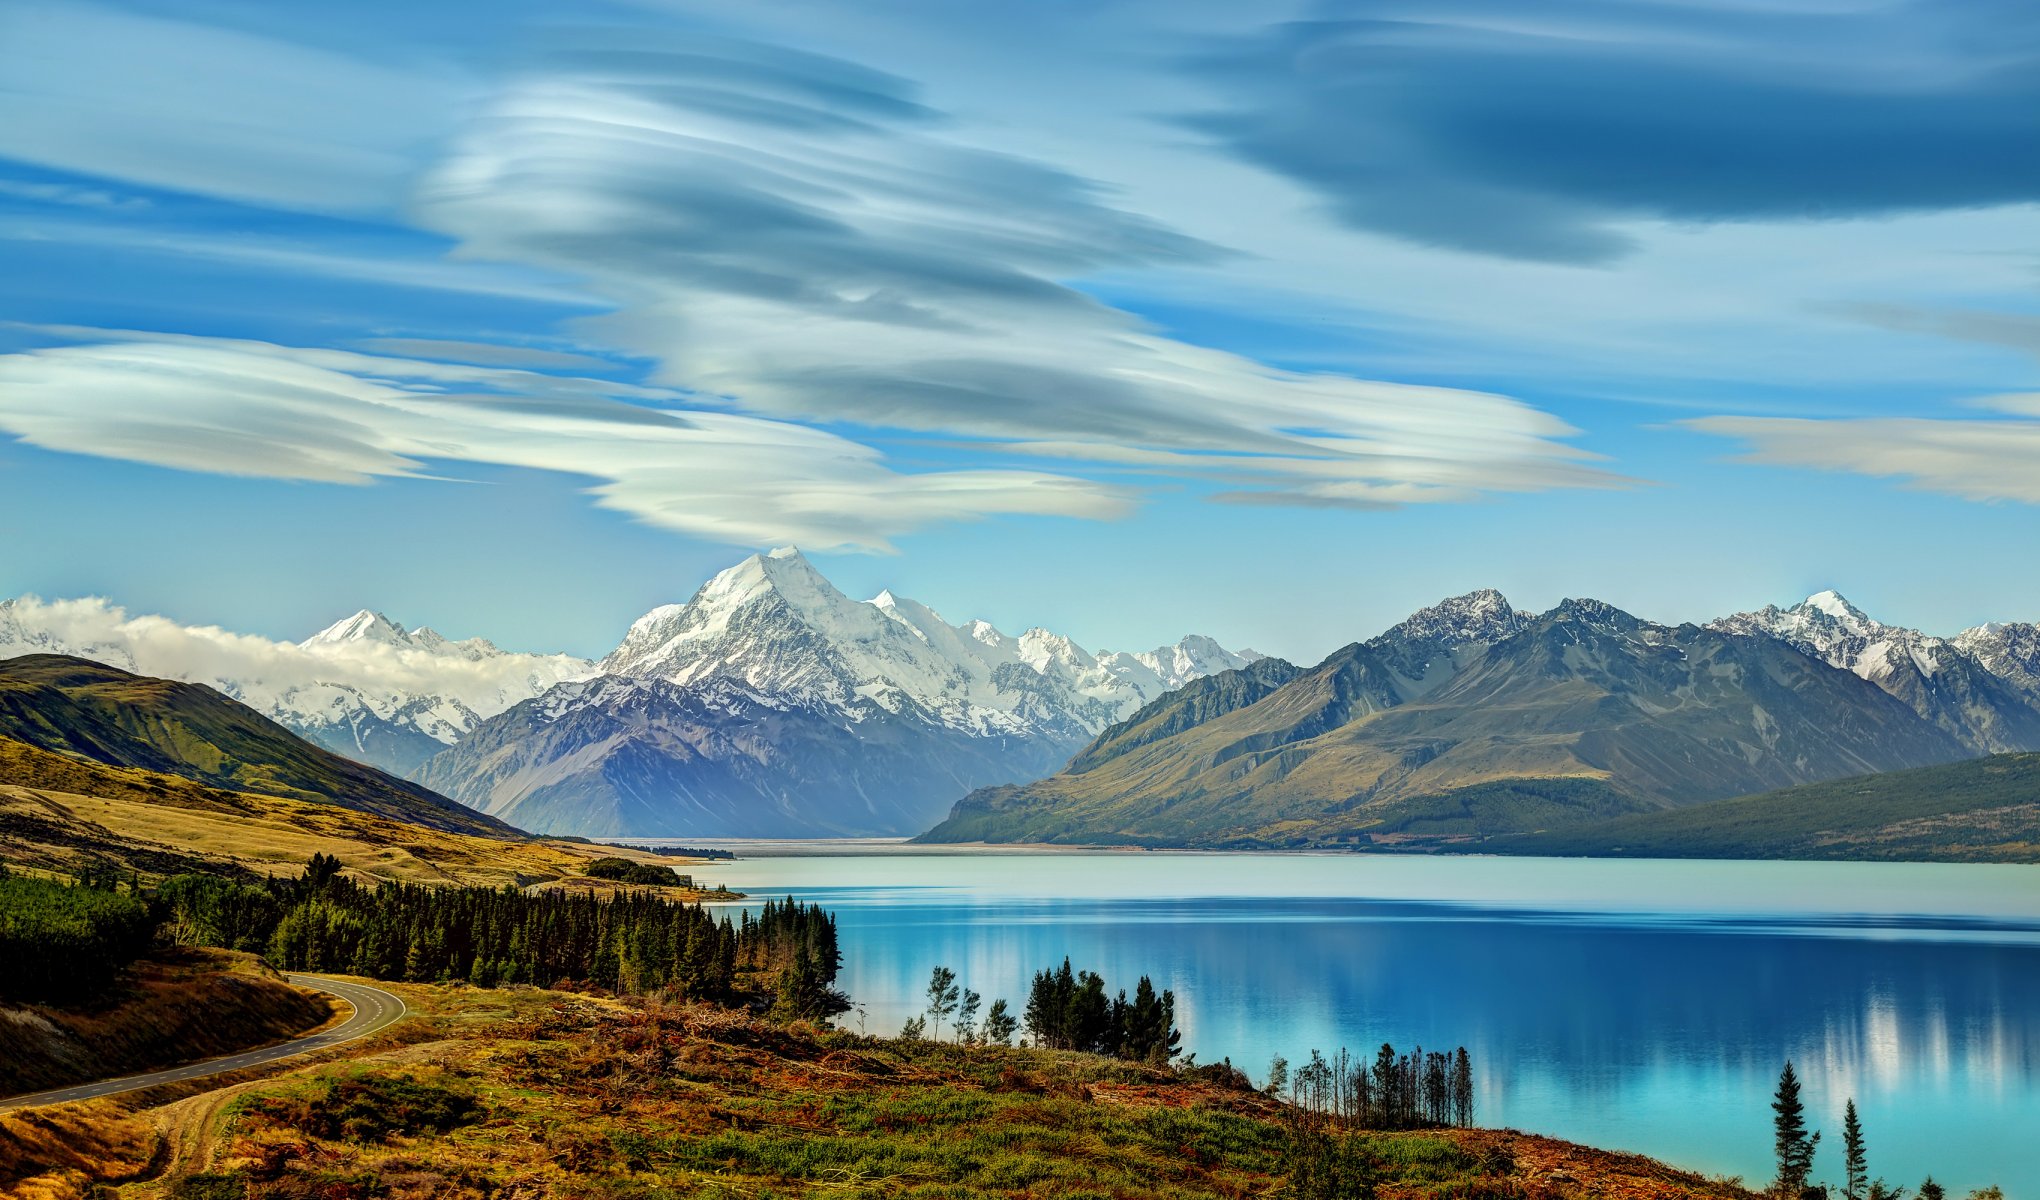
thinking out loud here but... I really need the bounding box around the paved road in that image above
[0,975,406,1113]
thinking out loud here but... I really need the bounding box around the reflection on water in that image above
[680,850,2040,1193]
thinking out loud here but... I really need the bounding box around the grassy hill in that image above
[1497,752,2040,862]
[0,654,510,837]
[0,734,730,889]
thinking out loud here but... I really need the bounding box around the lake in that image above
[677,846,2039,1193]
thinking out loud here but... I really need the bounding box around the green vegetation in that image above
[1769,1064,1994,1200]
[156,854,844,1015]
[0,871,155,1003]
[0,654,511,836]
[580,856,687,886]
[607,842,736,860]
[1022,958,1182,1063]
[1500,753,2040,863]
[1772,1062,1818,1197]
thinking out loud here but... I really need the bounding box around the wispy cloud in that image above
[411,32,1619,510]
[0,333,1132,551]
[1687,395,2040,504]
[1182,0,2040,263]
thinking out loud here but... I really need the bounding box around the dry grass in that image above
[0,748,731,894]
[0,983,1762,1200]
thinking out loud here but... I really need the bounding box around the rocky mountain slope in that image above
[420,549,1260,836]
[1710,591,2040,753]
[921,593,1974,847]
[0,597,590,775]
[0,654,514,836]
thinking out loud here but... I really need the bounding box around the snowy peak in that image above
[304,609,413,648]
[1379,588,1525,648]
[594,551,1253,740]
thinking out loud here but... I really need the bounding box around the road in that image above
[0,975,406,1113]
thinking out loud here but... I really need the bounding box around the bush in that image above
[581,858,684,887]
[250,1074,482,1144]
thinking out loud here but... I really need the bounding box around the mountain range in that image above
[6,563,2039,844]
[417,548,1259,836]
[0,596,589,775]
[923,590,2040,847]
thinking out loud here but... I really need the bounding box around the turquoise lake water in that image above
[675,847,2039,1193]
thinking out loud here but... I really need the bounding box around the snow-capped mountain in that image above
[420,548,1260,837]
[0,596,592,774]
[1953,622,2040,698]
[600,547,1257,739]
[1711,591,2040,753]
[1366,588,1528,688]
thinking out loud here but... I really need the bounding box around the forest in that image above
[5,856,847,1020]
[0,866,156,1003]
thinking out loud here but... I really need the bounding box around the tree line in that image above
[1771,1061,2001,1200]
[892,959,1182,1065]
[5,856,847,1021]
[0,867,156,1003]
[1266,1043,1476,1131]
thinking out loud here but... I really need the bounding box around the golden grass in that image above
[0,739,731,893]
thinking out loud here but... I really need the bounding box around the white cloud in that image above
[0,594,589,734]
[0,334,1131,551]
[410,36,1623,510]
[1687,399,2040,504]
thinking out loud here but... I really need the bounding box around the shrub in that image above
[250,1074,482,1144]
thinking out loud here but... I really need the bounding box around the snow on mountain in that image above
[1953,622,2040,699]
[598,547,1256,740]
[0,595,592,774]
[1366,588,1529,688]
[1711,592,2040,753]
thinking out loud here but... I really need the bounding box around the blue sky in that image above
[2,0,2037,664]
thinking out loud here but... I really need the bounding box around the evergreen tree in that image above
[1917,1179,1944,1200]
[900,1014,927,1039]
[1265,1054,1289,1097]
[1451,1046,1474,1127]
[955,988,981,1044]
[1773,1062,1820,1199]
[981,998,1018,1046]
[1842,1099,1867,1200]
[925,965,960,1040]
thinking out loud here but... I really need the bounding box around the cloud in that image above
[353,338,622,372]
[0,334,1131,551]
[410,32,1619,509]
[1687,398,2040,504]
[1182,0,2040,263]
[1837,303,2040,362]
[0,594,587,727]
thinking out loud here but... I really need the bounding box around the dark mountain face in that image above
[417,677,1081,838]
[1067,656,1303,774]
[0,654,513,837]
[920,598,1973,847]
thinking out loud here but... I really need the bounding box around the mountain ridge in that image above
[920,591,1983,847]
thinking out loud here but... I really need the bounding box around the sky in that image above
[2,0,2038,665]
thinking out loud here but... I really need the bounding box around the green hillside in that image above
[0,654,514,837]
[1497,752,2040,862]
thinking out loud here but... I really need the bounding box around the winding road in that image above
[0,975,406,1113]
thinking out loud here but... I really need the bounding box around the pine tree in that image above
[925,965,960,1040]
[1917,1178,1944,1200]
[1451,1046,1474,1127]
[1842,1099,1867,1200]
[981,998,1018,1045]
[1772,1062,1820,1199]
[955,988,982,1044]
